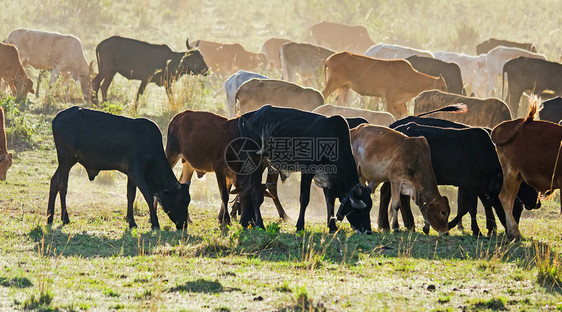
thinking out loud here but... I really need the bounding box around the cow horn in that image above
[366,180,376,192]
[350,198,367,209]
[186,38,192,50]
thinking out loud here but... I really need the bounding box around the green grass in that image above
[2,0,562,310]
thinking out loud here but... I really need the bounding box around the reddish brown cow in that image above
[193,39,265,74]
[163,110,288,225]
[0,107,13,181]
[491,97,562,240]
[0,43,34,100]
[322,52,447,118]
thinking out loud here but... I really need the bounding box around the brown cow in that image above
[322,52,447,118]
[235,79,324,115]
[261,38,291,72]
[414,90,511,128]
[193,39,265,74]
[0,43,34,100]
[350,124,450,234]
[0,107,13,181]
[312,104,395,126]
[163,110,288,225]
[491,97,562,240]
[280,42,335,87]
[309,21,374,54]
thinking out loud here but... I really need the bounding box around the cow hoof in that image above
[422,226,430,235]
[129,222,138,229]
[392,227,400,233]
[151,224,160,231]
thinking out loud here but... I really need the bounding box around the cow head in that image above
[434,75,448,92]
[156,182,191,230]
[0,152,13,181]
[181,49,208,76]
[336,182,374,234]
[420,196,450,234]
[77,61,94,102]
[14,76,34,100]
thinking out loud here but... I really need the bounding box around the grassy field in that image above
[2,0,562,311]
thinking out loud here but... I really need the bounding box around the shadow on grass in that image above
[0,277,33,288]
[169,279,224,293]
[24,223,557,269]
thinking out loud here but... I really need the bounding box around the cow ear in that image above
[186,38,192,50]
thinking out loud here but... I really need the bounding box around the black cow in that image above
[382,118,540,236]
[503,57,562,117]
[406,55,465,95]
[234,105,374,233]
[539,97,562,124]
[47,106,190,230]
[476,38,537,55]
[91,36,208,110]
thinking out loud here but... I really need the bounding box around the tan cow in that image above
[309,21,374,54]
[0,43,34,100]
[322,52,448,118]
[312,104,395,126]
[261,38,291,72]
[350,124,450,234]
[280,42,335,88]
[235,78,324,115]
[413,90,511,128]
[193,39,265,74]
[5,28,91,100]
[0,107,13,181]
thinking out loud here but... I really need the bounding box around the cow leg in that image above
[36,70,46,98]
[134,80,149,112]
[47,160,75,225]
[386,98,408,119]
[497,169,523,239]
[295,174,314,232]
[133,177,160,230]
[250,182,265,229]
[399,194,415,231]
[390,181,403,232]
[462,189,481,237]
[378,182,391,231]
[216,171,231,226]
[49,67,60,85]
[479,194,498,236]
[91,73,104,104]
[265,171,288,221]
[322,187,338,233]
[126,178,138,228]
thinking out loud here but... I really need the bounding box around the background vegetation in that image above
[1,0,562,310]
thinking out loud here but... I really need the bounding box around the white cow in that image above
[5,28,92,100]
[365,43,434,59]
[485,46,547,97]
[433,51,488,98]
[224,70,269,118]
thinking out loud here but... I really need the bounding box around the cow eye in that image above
[441,211,447,217]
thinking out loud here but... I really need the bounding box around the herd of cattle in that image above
[1,21,562,240]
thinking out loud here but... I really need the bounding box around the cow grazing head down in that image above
[0,153,13,181]
[155,182,191,230]
[14,75,34,99]
[434,75,448,92]
[336,182,374,234]
[421,196,450,234]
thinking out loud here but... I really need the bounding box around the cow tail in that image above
[415,103,467,117]
[492,96,539,146]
